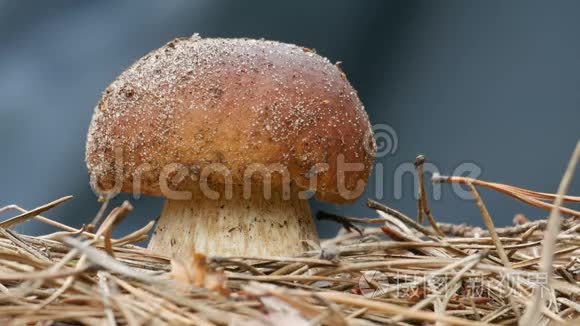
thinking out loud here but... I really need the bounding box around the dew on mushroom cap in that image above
[86,34,375,201]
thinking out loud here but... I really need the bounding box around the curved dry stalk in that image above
[521,141,580,325]
[432,175,580,218]
[0,196,73,228]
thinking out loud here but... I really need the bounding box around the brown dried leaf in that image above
[192,252,207,288]
[170,252,229,296]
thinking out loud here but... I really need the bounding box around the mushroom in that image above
[86,35,375,257]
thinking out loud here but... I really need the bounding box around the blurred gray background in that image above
[1,0,578,238]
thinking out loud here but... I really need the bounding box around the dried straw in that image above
[0,149,579,325]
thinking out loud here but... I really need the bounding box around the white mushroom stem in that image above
[148,185,319,257]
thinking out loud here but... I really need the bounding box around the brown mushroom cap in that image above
[86,35,375,203]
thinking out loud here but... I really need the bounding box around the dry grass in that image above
[0,145,579,325]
